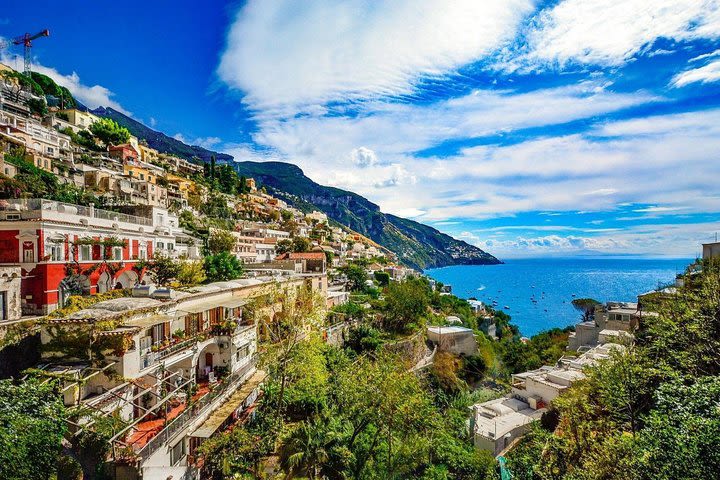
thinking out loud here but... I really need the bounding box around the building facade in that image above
[0,199,198,314]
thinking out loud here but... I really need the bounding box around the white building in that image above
[472,342,625,456]
[39,274,328,479]
[427,325,478,356]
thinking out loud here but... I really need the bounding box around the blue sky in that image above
[3,1,720,259]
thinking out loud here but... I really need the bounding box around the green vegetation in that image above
[201,337,496,479]
[207,228,236,255]
[571,297,601,322]
[338,263,369,292]
[0,379,67,480]
[504,258,720,480]
[231,160,500,270]
[0,150,101,204]
[89,118,131,147]
[277,237,312,254]
[30,72,76,108]
[203,251,244,282]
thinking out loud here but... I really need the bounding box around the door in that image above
[205,352,213,369]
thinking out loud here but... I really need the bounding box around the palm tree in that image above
[279,417,339,479]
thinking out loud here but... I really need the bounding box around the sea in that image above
[425,257,692,337]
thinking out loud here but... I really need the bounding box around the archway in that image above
[97,272,112,294]
[115,270,139,289]
[195,343,221,381]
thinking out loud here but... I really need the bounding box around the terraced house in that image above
[0,198,200,315]
[39,274,327,480]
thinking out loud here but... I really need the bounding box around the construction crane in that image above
[0,29,50,76]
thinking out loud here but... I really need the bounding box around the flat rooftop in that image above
[473,397,544,439]
[427,325,473,335]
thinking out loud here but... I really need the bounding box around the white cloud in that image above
[219,0,536,111]
[672,59,720,87]
[173,134,222,149]
[519,0,720,68]
[464,221,719,258]
[373,164,416,188]
[350,147,378,168]
[27,61,131,114]
[245,82,654,199]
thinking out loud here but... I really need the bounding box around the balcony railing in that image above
[0,198,153,226]
[136,356,258,460]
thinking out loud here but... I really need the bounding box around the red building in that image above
[108,143,139,163]
[0,199,196,315]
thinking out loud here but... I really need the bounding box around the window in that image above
[113,246,123,261]
[80,245,92,262]
[170,440,186,466]
[47,147,54,155]
[157,241,165,250]
[236,344,250,361]
[47,243,63,261]
[138,244,147,260]
[139,335,152,353]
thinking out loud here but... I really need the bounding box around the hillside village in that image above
[0,59,718,480]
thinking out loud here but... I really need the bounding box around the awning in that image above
[191,370,265,438]
[126,314,174,329]
[177,300,223,314]
[219,298,249,309]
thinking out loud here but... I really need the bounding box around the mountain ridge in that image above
[230,161,501,270]
[92,108,500,269]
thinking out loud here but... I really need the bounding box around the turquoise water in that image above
[426,257,692,337]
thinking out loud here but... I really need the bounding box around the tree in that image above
[197,427,267,479]
[383,278,430,333]
[204,251,243,282]
[201,192,233,219]
[0,379,67,480]
[279,416,345,479]
[292,236,311,253]
[208,229,236,255]
[592,347,653,434]
[177,260,206,286]
[339,263,368,292]
[639,377,720,480]
[374,270,390,287]
[571,298,601,322]
[334,354,436,478]
[276,239,293,255]
[284,335,331,415]
[254,284,325,416]
[144,253,181,286]
[89,118,130,147]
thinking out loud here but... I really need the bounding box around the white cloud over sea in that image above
[215,1,719,257]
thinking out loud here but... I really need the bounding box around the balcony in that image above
[129,357,258,461]
[0,198,153,227]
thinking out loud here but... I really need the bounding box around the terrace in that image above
[0,198,153,227]
[114,356,259,461]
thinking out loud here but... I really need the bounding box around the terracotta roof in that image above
[277,252,326,260]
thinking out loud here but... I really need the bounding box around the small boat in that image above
[504,305,510,309]
[572,294,576,297]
